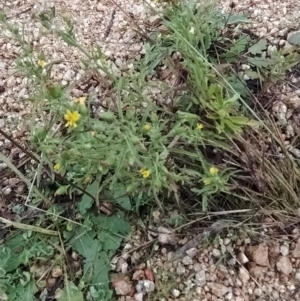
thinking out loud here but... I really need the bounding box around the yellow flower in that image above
[196,123,204,130]
[38,60,46,68]
[54,163,60,170]
[73,97,86,106]
[139,168,151,178]
[209,167,219,176]
[143,123,151,131]
[90,131,96,137]
[203,178,211,185]
[64,110,80,127]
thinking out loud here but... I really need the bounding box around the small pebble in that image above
[182,255,193,265]
[134,293,143,301]
[223,238,231,246]
[254,288,263,296]
[195,270,206,287]
[176,264,186,276]
[186,248,198,258]
[212,249,221,257]
[280,245,289,256]
[172,289,180,298]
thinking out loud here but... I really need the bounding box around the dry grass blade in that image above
[228,123,300,212]
[0,216,58,236]
[0,152,48,202]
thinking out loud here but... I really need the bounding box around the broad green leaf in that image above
[56,282,84,301]
[227,75,248,97]
[287,32,300,46]
[92,214,131,235]
[72,238,109,285]
[248,57,274,68]
[248,39,267,55]
[2,233,54,273]
[78,181,98,214]
[245,70,260,79]
[113,184,131,210]
[223,36,250,61]
[68,227,98,258]
[68,228,105,284]
[15,279,38,301]
[0,248,12,272]
[116,194,131,210]
[68,213,130,289]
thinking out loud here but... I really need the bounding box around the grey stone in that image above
[210,282,229,298]
[172,289,180,298]
[276,256,293,275]
[195,270,206,287]
[280,245,289,256]
[182,255,193,265]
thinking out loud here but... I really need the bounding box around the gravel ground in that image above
[112,219,300,301]
[1,0,300,300]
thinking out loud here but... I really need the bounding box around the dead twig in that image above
[6,7,32,19]
[104,8,116,39]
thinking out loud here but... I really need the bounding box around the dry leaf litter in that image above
[1,0,300,300]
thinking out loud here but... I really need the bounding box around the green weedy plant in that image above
[0,1,264,300]
[0,2,257,212]
[0,231,54,300]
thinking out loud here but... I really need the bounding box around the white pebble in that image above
[182,255,193,265]
[194,263,202,272]
[223,238,231,245]
[195,270,206,286]
[228,258,236,266]
[186,248,198,258]
[134,293,143,301]
[2,187,11,195]
[172,289,180,298]
[212,249,221,257]
[280,245,289,256]
[176,264,186,275]
[278,39,286,46]
[295,272,300,281]
[254,288,262,296]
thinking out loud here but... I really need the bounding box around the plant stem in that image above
[0,217,58,236]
